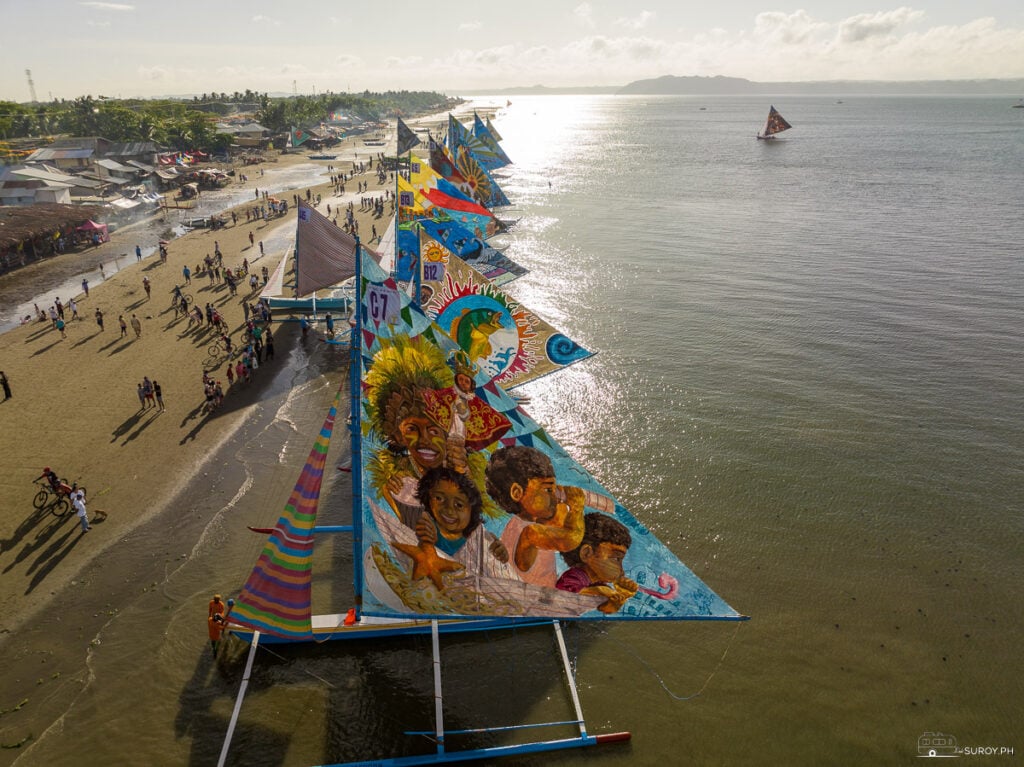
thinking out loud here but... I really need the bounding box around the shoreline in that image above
[0,129,397,641]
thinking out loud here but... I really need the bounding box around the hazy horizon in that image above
[2,1,1024,102]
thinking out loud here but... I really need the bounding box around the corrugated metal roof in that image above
[107,141,159,156]
[127,160,155,172]
[96,158,135,172]
[27,148,94,161]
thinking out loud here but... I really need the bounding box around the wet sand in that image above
[0,107,478,762]
[0,139,391,639]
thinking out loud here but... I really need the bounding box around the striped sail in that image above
[230,386,343,640]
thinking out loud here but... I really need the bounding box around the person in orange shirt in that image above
[208,595,227,655]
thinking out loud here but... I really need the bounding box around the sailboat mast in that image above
[349,236,364,615]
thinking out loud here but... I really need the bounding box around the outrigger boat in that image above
[757,105,792,140]
[218,114,745,767]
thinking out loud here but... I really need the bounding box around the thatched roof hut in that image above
[0,203,109,274]
[0,203,107,249]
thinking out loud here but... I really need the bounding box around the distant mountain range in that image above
[459,76,1024,97]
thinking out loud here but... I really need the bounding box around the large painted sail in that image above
[447,113,508,173]
[429,137,474,198]
[454,143,511,208]
[417,229,591,388]
[417,217,527,287]
[398,175,502,238]
[486,116,503,143]
[473,112,512,167]
[231,386,344,640]
[356,251,743,622]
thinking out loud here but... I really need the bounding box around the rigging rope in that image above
[585,620,743,701]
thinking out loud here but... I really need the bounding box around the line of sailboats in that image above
[217,105,745,766]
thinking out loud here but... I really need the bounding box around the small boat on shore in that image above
[757,105,793,140]
[308,153,337,160]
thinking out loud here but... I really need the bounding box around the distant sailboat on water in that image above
[757,105,792,140]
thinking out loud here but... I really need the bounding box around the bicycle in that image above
[32,478,87,518]
[170,291,194,312]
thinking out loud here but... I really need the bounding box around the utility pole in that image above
[25,69,38,103]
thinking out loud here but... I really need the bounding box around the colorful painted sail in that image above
[486,116,503,142]
[396,116,420,156]
[758,105,792,139]
[416,230,590,387]
[417,217,527,287]
[290,127,311,147]
[473,113,512,167]
[230,386,344,640]
[356,251,743,622]
[429,138,474,198]
[447,113,508,173]
[398,175,502,238]
[454,143,510,207]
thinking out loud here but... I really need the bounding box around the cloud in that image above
[615,11,654,31]
[137,65,169,82]
[79,2,134,9]
[573,3,595,29]
[753,10,831,46]
[459,21,483,32]
[838,7,924,43]
[251,15,281,26]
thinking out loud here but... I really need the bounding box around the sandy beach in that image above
[0,139,391,638]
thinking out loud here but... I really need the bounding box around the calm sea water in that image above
[4,95,1022,766]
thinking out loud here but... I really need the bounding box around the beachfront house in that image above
[0,165,106,205]
[214,121,271,150]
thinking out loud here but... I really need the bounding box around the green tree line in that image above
[0,90,456,152]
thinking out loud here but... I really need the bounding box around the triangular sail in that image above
[417,230,590,387]
[473,113,512,168]
[396,116,421,156]
[296,202,358,296]
[231,386,344,640]
[398,175,502,239]
[355,252,743,622]
[760,105,792,138]
[417,217,527,287]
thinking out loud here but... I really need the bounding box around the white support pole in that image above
[552,620,587,738]
[217,631,261,767]
[431,619,445,755]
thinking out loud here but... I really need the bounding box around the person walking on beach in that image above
[143,276,151,299]
[136,244,142,262]
[48,305,58,328]
[248,231,254,247]
[258,241,264,256]
[82,278,89,297]
[95,308,104,331]
[265,329,274,361]
[131,314,142,338]
[73,490,90,533]
[153,380,164,411]
[56,317,67,339]
[55,297,64,321]
[183,265,191,285]
[119,315,128,338]
[0,371,11,401]
[69,298,79,321]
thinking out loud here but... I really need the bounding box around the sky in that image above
[1,0,1023,101]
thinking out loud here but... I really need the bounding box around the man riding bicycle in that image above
[38,467,60,492]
